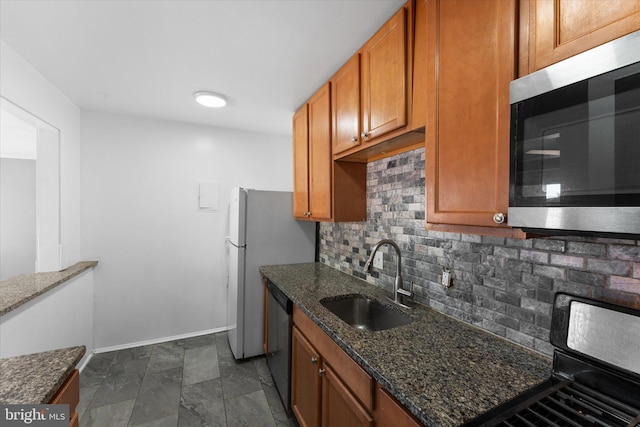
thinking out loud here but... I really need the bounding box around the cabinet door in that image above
[293,104,310,218]
[321,364,374,427]
[292,326,322,427]
[361,7,407,142]
[375,384,422,427]
[50,369,80,427]
[308,83,332,220]
[332,55,361,155]
[425,0,515,228]
[526,0,640,72]
[50,369,79,410]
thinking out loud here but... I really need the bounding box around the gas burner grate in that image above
[494,380,640,427]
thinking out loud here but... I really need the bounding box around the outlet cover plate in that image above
[373,252,384,269]
[441,268,452,288]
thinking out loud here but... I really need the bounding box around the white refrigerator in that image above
[227,187,316,359]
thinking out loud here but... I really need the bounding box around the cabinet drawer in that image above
[293,306,374,411]
[49,369,79,413]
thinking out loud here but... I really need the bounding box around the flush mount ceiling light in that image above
[194,91,227,108]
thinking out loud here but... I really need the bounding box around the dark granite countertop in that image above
[0,346,85,404]
[0,261,98,317]
[260,263,552,427]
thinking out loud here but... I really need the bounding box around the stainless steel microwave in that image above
[508,30,640,237]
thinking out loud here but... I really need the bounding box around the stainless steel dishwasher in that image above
[265,279,292,411]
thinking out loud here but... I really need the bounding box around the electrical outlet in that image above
[373,252,384,269]
[441,268,452,288]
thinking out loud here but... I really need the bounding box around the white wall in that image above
[81,112,293,350]
[0,40,93,358]
[0,159,36,280]
[0,270,94,368]
[0,40,83,268]
[1,37,294,353]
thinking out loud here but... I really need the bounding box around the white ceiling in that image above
[0,0,405,136]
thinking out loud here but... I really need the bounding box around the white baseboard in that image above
[76,353,93,372]
[84,326,229,365]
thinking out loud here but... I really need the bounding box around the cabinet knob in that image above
[351,136,358,142]
[493,212,506,224]
[318,368,326,376]
[361,131,370,139]
[311,357,318,365]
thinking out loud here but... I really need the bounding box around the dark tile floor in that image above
[78,332,296,426]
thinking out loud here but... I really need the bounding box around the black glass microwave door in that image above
[615,71,640,195]
[511,62,640,207]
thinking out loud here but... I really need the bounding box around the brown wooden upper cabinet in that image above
[361,7,407,144]
[331,54,362,155]
[293,104,310,219]
[332,7,408,157]
[292,0,424,222]
[293,84,367,222]
[293,83,333,221]
[520,0,640,75]
[423,0,639,237]
[425,0,518,234]
[332,1,426,161]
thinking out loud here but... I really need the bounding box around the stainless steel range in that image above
[466,293,640,427]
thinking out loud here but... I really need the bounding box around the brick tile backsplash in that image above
[319,147,640,356]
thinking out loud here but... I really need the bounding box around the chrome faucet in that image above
[364,239,412,308]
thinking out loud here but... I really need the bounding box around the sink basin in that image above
[320,295,412,331]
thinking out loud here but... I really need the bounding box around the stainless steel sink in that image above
[320,295,412,331]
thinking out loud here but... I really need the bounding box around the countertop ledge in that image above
[260,263,552,427]
[0,346,86,404]
[0,261,98,317]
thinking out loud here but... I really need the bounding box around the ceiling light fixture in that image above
[194,91,227,108]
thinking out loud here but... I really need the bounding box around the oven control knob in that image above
[493,212,506,224]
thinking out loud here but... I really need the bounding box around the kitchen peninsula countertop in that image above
[260,262,552,427]
[0,261,98,317]
[0,346,85,404]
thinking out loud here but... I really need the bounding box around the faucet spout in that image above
[364,239,412,308]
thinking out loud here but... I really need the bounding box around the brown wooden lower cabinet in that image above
[291,306,423,426]
[374,384,423,427]
[292,326,322,427]
[49,369,80,427]
[322,363,374,427]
